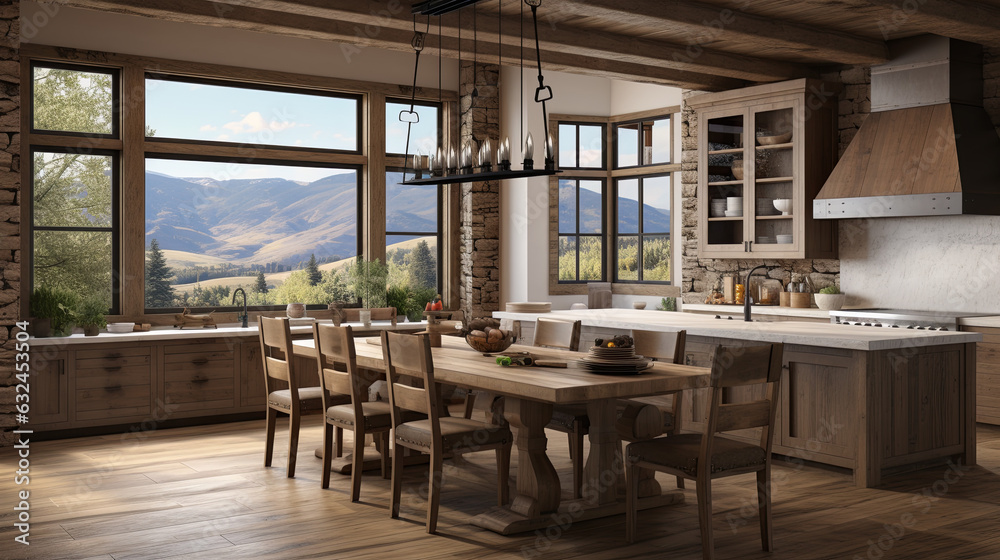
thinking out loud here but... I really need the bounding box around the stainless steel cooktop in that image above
[828,308,992,331]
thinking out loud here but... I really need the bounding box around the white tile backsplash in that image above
[839,215,1000,313]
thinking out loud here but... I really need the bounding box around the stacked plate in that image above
[776,234,793,244]
[710,199,727,217]
[578,346,653,375]
[506,302,552,313]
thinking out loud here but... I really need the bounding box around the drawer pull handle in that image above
[191,377,209,385]
[105,385,123,393]
[191,358,210,365]
[106,353,122,360]
[105,366,122,373]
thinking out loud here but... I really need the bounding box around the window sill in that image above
[549,282,681,297]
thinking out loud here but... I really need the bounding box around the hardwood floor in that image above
[2,418,1000,559]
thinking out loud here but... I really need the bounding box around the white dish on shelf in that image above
[773,198,792,215]
[724,210,743,217]
[776,234,794,244]
[726,196,743,210]
[106,322,135,333]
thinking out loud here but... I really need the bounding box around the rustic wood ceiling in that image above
[41,0,1000,90]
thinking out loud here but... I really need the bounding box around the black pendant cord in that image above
[528,0,552,149]
[403,16,429,181]
[472,3,479,99]
[519,0,524,156]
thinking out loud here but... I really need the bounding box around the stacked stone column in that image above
[0,0,20,445]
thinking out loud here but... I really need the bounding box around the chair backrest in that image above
[343,307,397,325]
[704,343,784,452]
[258,316,299,395]
[632,329,687,365]
[381,331,440,430]
[533,317,582,351]
[313,323,365,412]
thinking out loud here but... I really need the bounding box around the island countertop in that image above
[494,309,981,351]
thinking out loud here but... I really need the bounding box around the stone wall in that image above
[458,61,500,318]
[0,0,19,446]
[679,68,873,304]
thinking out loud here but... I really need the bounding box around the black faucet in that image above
[743,265,769,322]
[232,288,248,328]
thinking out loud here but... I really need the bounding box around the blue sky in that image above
[145,79,438,182]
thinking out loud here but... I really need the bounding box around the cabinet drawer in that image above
[162,346,238,411]
[76,367,152,389]
[76,385,151,421]
[163,341,238,356]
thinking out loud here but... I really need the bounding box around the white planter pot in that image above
[814,293,846,311]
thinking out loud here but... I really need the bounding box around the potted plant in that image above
[814,284,847,310]
[347,257,388,326]
[386,284,413,323]
[76,296,109,336]
[29,286,79,337]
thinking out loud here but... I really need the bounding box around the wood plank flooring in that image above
[2,418,1000,559]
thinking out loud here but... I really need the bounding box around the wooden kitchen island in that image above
[495,309,981,488]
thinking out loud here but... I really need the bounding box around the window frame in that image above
[29,146,122,314]
[556,177,607,284]
[21,44,460,321]
[557,121,608,171]
[30,60,121,139]
[612,173,672,285]
[612,115,672,170]
[384,166,444,294]
[549,109,681,296]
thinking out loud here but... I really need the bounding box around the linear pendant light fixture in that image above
[401,0,559,186]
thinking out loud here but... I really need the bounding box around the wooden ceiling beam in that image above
[557,0,889,65]
[43,0,807,84]
[40,0,747,90]
[861,0,1000,47]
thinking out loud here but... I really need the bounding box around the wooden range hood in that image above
[815,35,1000,219]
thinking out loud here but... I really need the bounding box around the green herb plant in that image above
[819,285,841,295]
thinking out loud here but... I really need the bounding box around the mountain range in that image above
[144,172,668,267]
[559,180,670,234]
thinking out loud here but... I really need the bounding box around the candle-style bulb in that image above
[502,137,511,163]
[435,146,444,172]
[525,133,534,161]
[545,134,554,160]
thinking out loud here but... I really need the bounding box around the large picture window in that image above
[143,158,359,309]
[615,175,672,283]
[558,179,604,282]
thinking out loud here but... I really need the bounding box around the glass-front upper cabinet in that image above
[690,79,839,259]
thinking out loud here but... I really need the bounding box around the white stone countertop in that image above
[494,309,981,351]
[28,320,426,347]
[958,316,1000,329]
[682,303,834,319]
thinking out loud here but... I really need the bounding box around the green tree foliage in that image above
[305,253,322,286]
[408,240,436,290]
[145,239,176,308]
[346,258,388,308]
[559,236,670,283]
[254,270,268,294]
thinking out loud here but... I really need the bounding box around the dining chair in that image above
[532,317,588,498]
[619,329,688,489]
[381,331,513,534]
[259,316,343,478]
[314,323,399,500]
[625,343,784,560]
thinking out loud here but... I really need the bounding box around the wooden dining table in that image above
[292,335,709,535]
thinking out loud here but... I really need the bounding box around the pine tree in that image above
[144,239,176,307]
[254,270,268,294]
[306,253,322,286]
[409,241,437,290]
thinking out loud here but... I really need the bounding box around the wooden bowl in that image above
[757,132,792,146]
[731,159,744,180]
[466,332,515,353]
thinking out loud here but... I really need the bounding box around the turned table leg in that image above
[584,398,626,506]
[505,398,561,517]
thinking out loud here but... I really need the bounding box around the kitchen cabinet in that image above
[961,326,1000,425]
[73,345,153,423]
[29,349,69,427]
[160,340,239,415]
[689,79,839,259]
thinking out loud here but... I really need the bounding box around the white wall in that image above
[839,216,1000,313]
[500,68,683,310]
[21,1,459,90]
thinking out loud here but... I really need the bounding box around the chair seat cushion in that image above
[548,404,590,433]
[326,401,422,431]
[267,386,325,411]
[627,433,766,476]
[395,417,512,452]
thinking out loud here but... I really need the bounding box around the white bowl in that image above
[106,322,135,333]
[814,293,846,311]
[773,198,792,215]
[776,234,793,244]
[724,209,743,217]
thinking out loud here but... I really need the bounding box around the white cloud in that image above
[199,124,217,132]
[216,134,231,141]
[222,111,298,135]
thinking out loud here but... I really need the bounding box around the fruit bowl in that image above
[464,317,516,353]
